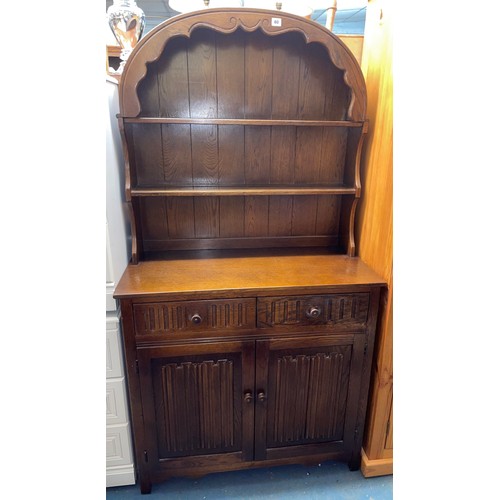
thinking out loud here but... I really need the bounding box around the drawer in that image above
[133,299,256,337]
[106,316,124,378]
[106,378,129,426]
[257,293,370,329]
[106,423,133,467]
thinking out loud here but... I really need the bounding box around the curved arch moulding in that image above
[119,8,367,121]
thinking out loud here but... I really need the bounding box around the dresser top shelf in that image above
[114,252,385,299]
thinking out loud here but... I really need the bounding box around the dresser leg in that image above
[348,454,362,471]
[140,479,152,494]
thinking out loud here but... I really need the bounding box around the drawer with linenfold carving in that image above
[257,293,370,330]
[133,299,256,338]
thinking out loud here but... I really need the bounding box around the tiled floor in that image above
[106,460,392,499]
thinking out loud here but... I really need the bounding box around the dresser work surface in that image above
[114,252,384,299]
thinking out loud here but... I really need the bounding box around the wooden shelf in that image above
[120,9,368,259]
[122,117,364,128]
[130,185,358,197]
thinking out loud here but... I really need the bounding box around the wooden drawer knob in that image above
[189,313,202,325]
[306,306,321,319]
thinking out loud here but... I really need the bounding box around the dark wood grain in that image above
[319,128,349,184]
[137,341,254,463]
[124,117,364,127]
[244,126,271,184]
[339,195,357,256]
[114,8,379,493]
[136,61,158,117]
[244,30,272,118]
[219,197,245,237]
[244,196,269,237]
[268,196,293,236]
[191,125,219,185]
[271,32,301,119]
[133,298,256,337]
[130,186,356,196]
[132,123,164,186]
[141,236,339,252]
[157,37,190,118]
[165,198,195,239]
[216,31,245,118]
[294,128,324,184]
[194,197,220,238]
[120,10,367,120]
[258,336,356,460]
[119,300,152,493]
[139,197,168,243]
[344,127,364,190]
[218,126,246,185]
[297,42,331,120]
[130,198,144,263]
[161,124,192,185]
[187,29,217,119]
[316,195,342,236]
[323,51,351,121]
[292,195,318,236]
[270,127,296,184]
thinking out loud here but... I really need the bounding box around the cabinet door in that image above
[254,335,364,461]
[137,340,255,475]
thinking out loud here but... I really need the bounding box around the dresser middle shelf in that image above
[130,185,358,197]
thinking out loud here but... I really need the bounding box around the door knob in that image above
[257,391,266,402]
[243,391,253,403]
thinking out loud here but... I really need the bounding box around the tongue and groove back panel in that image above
[120,16,366,258]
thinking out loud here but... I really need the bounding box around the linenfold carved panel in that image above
[153,358,239,457]
[257,293,370,328]
[134,299,256,335]
[268,346,352,446]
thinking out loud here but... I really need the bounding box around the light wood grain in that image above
[338,35,364,66]
[360,448,393,477]
[356,0,393,475]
